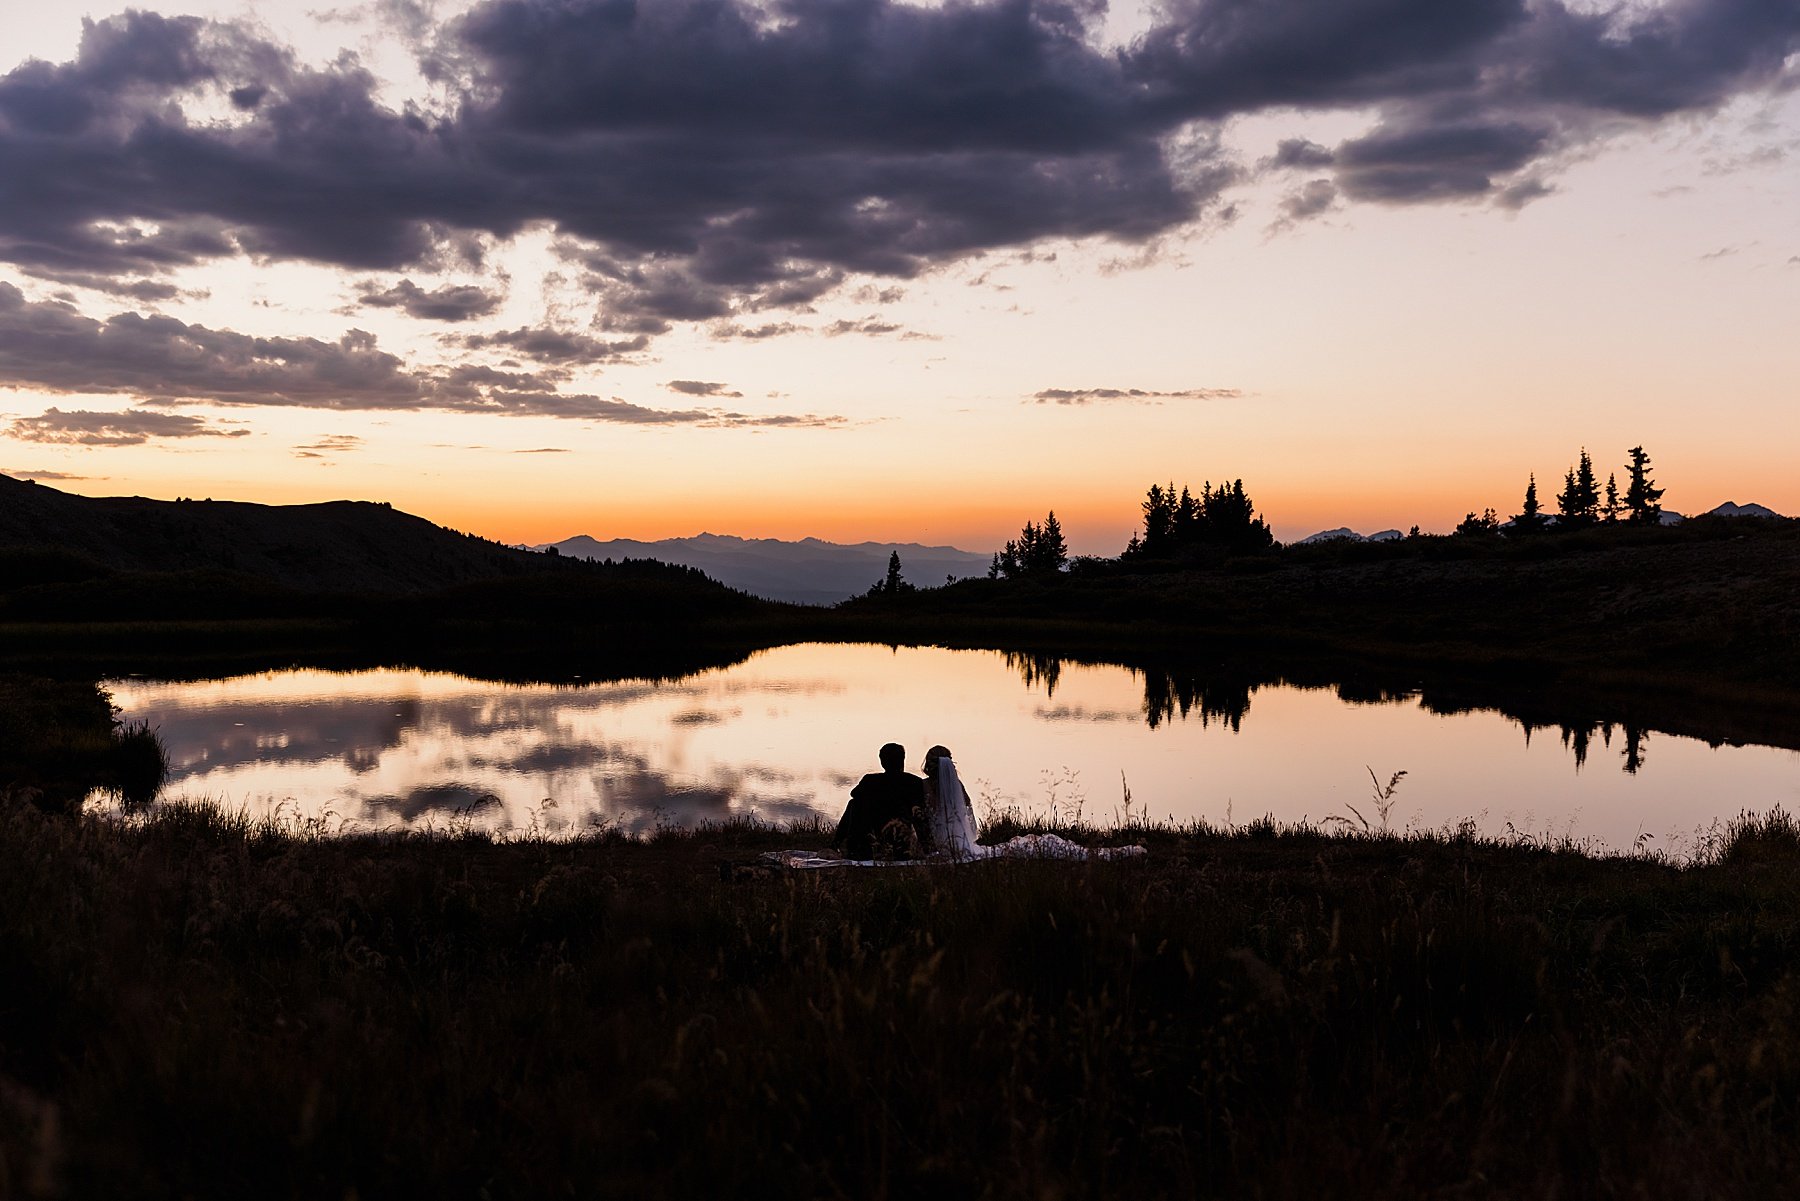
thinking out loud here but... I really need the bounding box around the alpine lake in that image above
[92,641,1800,854]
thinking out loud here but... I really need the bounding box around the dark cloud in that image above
[512,446,570,453]
[1333,119,1553,203]
[0,282,431,408]
[1268,138,1336,170]
[1031,386,1245,405]
[448,326,649,364]
[357,279,504,321]
[25,270,200,303]
[0,284,846,425]
[666,380,743,398]
[5,407,250,446]
[0,0,1792,331]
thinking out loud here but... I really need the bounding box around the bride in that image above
[921,745,1143,861]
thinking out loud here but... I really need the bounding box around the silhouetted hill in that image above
[0,474,551,595]
[540,532,992,604]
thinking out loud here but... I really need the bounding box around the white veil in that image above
[929,755,986,859]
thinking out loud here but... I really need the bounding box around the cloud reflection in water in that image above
[96,646,1800,851]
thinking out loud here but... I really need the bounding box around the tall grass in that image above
[5,794,1800,1198]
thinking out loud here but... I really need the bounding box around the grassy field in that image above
[4,794,1800,1199]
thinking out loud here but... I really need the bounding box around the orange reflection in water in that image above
[97,645,1800,852]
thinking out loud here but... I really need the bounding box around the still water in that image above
[99,642,1800,852]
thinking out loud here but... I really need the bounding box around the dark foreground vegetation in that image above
[5,794,1800,1199]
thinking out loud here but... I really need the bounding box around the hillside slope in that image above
[0,474,550,595]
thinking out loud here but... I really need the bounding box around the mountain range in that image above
[538,533,993,605]
[1301,502,1785,543]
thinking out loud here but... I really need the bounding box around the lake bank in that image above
[5,796,1799,1198]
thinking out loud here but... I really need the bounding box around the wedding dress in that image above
[925,754,1144,862]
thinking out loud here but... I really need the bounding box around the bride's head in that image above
[921,745,953,775]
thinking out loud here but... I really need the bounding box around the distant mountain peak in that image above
[538,532,992,605]
[1294,527,1406,545]
[1705,501,1783,519]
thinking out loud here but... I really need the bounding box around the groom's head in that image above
[879,742,906,772]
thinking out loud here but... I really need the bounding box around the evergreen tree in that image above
[1623,445,1664,525]
[1555,448,1599,528]
[1138,484,1174,556]
[1200,480,1273,553]
[867,550,917,597]
[1603,472,1622,523]
[992,512,1068,578]
[1511,473,1547,533]
[1032,511,1069,574]
[1455,509,1500,536]
[1172,486,1202,545]
[1124,477,1271,558]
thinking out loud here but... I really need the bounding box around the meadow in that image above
[4,786,1800,1199]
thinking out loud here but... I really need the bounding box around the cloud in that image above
[821,316,935,340]
[296,434,363,452]
[703,412,850,429]
[447,326,649,364]
[1700,245,1739,260]
[1266,139,1337,170]
[357,279,504,321]
[26,270,202,303]
[1332,119,1552,203]
[0,0,1791,338]
[512,446,569,453]
[665,380,743,398]
[293,434,363,459]
[1274,179,1339,226]
[710,321,803,341]
[0,283,431,408]
[5,407,250,446]
[2,468,92,481]
[0,285,846,425]
[1031,386,1245,405]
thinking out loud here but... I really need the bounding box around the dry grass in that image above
[4,796,1800,1199]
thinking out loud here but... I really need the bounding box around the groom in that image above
[832,742,927,858]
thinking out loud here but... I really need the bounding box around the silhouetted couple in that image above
[832,742,986,860]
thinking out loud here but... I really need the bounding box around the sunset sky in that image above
[1,0,1795,553]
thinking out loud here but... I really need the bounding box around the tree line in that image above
[984,480,1274,581]
[876,445,1668,593]
[1457,445,1664,535]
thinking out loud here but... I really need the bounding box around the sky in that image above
[0,0,1795,554]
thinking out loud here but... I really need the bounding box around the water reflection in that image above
[98,644,1800,850]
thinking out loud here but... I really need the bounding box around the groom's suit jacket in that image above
[832,769,927,856]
